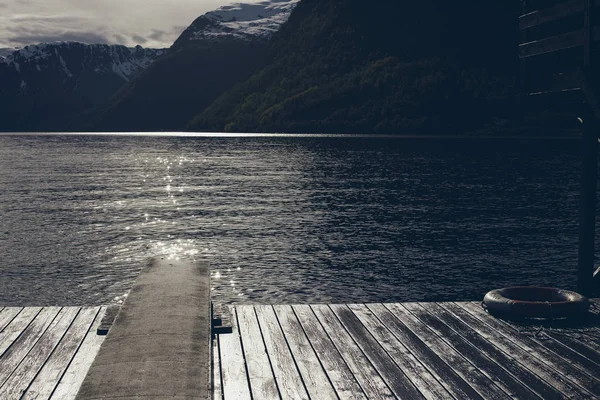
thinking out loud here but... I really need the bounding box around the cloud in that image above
[148,29,166,41]
[112,33,128,45]
[9,14,84,23]
[0,0,268,48]
[131,34,148,44]
[8,30,110,45]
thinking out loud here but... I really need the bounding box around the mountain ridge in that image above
[174,0,299,45]
[189,0,520,135]
[89,0,299,132]
[0,42,165,131]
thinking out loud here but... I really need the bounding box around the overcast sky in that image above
[0,0,264,49]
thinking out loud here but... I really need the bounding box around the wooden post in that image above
[578,113,598,296]
[577,0,598,296]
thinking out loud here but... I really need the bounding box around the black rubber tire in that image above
[483,286,589,319]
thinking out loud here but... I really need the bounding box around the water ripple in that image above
[0,135,591,305]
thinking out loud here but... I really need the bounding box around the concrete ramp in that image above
[76,258,211,400]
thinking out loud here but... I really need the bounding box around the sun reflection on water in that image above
[0,135,584,306]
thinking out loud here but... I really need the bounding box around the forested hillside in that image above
[89,0,298,132]
[90,39,267,131]
[189,0,521,135]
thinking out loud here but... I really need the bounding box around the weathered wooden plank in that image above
[213,334,223,400]
[454,302,598,398]
[384,303,512,400]
[310,304,395,399]
[77,259,211,400]
[529,87,582,96]
[0,308,22,333]
[527,70,582,94]
[255,305,309,400]
[541,331,600,376]
[347,304,452,399]
[218,305,251,400]
[49,307,107,400]
[0,307,59,388]
[273,305,338,400]
[0,307,79,398]
[462,302,600,377]
[520,0,585,30]
[292,305,366,400]
[367,303,483,400]
[543,330,600,365]
[519,327,600,379]
[425,302,564,400]
[462,302,600,392]
[408,303,533,399]
[519,29,583,58]
[22,307,99,400]
[330,304,425,399]
[236,305,279,400]
[412,303,548,399]
[0,307,42,357]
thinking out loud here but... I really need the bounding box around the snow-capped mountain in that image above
[0,42,165,131]
[1,1,300,131]
[95,0,299,132]
[0,42,165,82]
[175,0,299,45]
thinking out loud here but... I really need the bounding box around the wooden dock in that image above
[76,258,211,400]
[213,300,600,400]
[0,306,107,399]
[1,299,598,398]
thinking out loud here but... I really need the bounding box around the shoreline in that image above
[0,131,583,139]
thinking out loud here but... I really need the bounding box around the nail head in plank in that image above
[218,305,251,400]
[292,304,366,400]
[22,307,99,400]
[347,304,453,399]
[366,303,483,400]
[254,305,309,400]
[236,305,279,400]
[273,305,338,400]
[49,307,107,400]
[311,304,395,399]
[330,304,425,399]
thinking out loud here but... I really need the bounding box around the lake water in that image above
[0,134,593,306]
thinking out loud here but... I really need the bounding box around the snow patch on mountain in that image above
[183,0,299,42]
[0,42,165,81]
